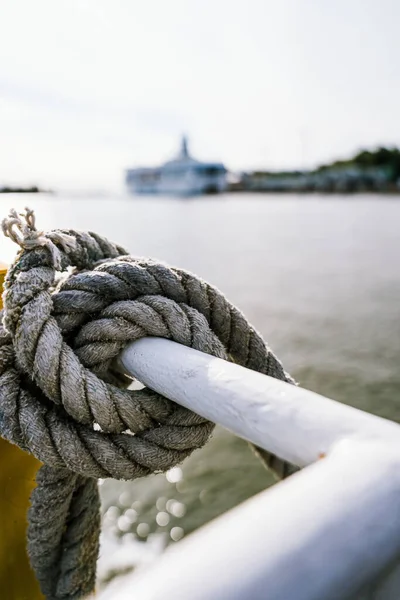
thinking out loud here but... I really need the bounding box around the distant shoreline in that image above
[0,186,52,194]
[228,187,400,195]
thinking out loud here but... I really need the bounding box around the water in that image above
[2,192,400,583]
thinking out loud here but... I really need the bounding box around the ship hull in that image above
[126,174,227,196]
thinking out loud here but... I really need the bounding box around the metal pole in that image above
[119,338,400,468]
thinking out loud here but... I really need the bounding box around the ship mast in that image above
[180,135,189,159]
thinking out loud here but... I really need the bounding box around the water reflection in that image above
[166,466,183,483]
[170,527,184,542]
[136,523,150,538]
[103,465,190,545]
[166,499,186,517]
[156,512,170,527]
[100,427,273,583]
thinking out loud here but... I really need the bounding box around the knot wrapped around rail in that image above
[0,208,294,599]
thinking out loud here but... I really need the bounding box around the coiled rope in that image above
[0,208,295,599]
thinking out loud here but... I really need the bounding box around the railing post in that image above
[98,440,400,600]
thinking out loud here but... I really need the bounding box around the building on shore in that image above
[125,137,227,196]
[238,165,391,193]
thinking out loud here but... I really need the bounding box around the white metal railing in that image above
[96,338,400,600]
[119,339,400,469]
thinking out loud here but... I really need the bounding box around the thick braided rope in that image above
[28,467,100,600]
[0,208,294,599]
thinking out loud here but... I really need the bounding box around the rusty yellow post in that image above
[0,263,43,599]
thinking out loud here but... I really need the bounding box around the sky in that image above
[1,0,400,191]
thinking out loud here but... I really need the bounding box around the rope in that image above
[0,207,295,599]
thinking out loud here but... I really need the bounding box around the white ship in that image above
[125,137,227,196]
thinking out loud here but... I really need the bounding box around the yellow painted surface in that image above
[0,264,43,599]
[0,264,7,309]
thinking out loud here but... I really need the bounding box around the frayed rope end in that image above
[2,207,76,270]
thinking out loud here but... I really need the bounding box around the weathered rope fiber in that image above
[0,207,295,599]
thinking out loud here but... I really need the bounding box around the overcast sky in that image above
[1,0,399,190]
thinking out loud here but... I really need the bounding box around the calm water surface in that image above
[2,193,400,581]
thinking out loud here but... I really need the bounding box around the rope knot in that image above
[0,207,293,600]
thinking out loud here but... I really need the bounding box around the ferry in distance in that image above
[125,137,227,196]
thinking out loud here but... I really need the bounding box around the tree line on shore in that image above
[235,146,400,193]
